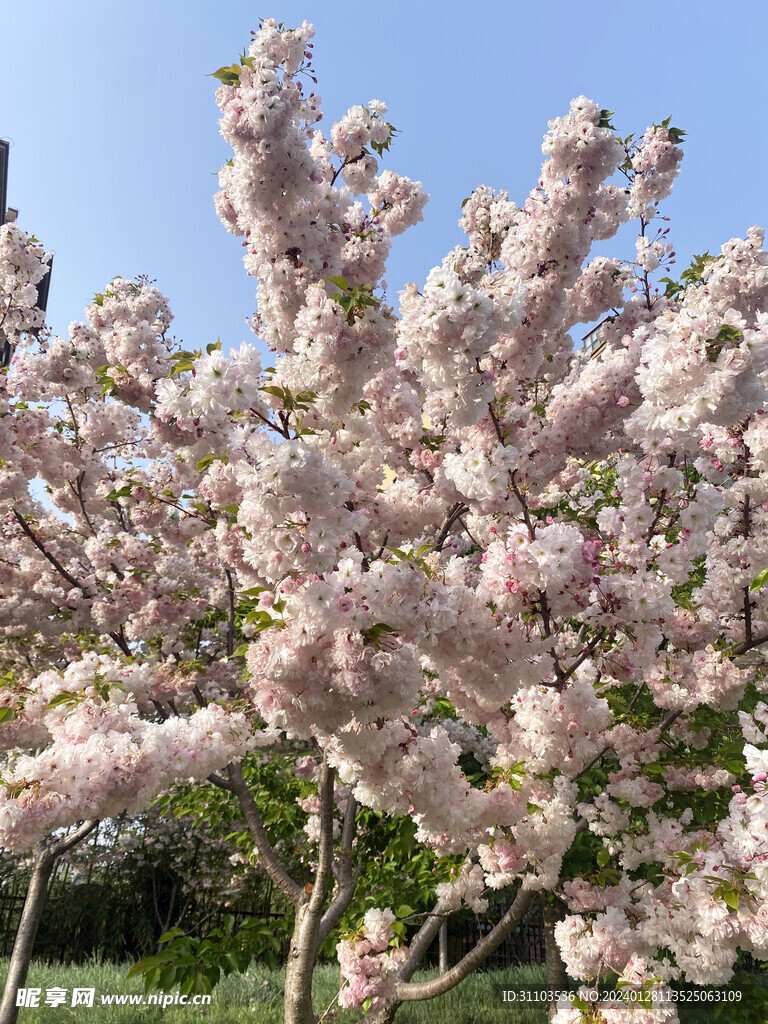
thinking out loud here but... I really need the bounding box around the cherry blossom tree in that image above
[3,16,768,1024]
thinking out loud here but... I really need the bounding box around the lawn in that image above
[0,961,763,1023]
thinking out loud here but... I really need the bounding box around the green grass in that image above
[0,960,761,1023]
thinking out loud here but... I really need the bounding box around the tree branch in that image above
[50,819,98,857]
[309,758,336,914]
[224,568,236,658]
[320,794,359,941]
[394,887,535,1001]
[12,509,86,593]
[207,772,234,792]
[226,762,303,904]
[396,902,450,982]
[434,502,468,551]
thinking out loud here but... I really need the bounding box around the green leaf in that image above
[179,977,196,997]
[750,568,768,592]
[195,453,226,473]
[705,324,742,362]
[158,966,178,991]
[361,623,397,646]
[295,390,319,404]
[106,485,132,501]
[598,109,615,129]
[327,275,349,290]
[208,64,242,86]
[722,887,740,911]
[143,967,161,993]
[596,848,611,868]
[129,954,162,973]
[0,707,17,724]
[45,690,80,710]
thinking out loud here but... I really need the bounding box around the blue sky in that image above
[2,0,767,353]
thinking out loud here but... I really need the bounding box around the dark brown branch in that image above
[50,819,98,856]
[508,471,536,540]
[320,794,360,942]
[207,772,234,792]
[251,407,290,437]
[558,629,607,686]
[13,506,129,659]
[456,515,481,548]
[732,632,768,657]
[434,502,469,551]
[571,706,682,783]
[12,510,86,593]
[224,568,236,658]
[644,488,668,543]
[227,762,303,904]
[626,682,646,715]
[570,744,614,782]
[151,698,169,721]
[69,474,98,538]
[743,495,753,646]
[109,629,131,657]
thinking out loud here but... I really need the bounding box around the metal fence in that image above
[422,901,545,971]
[1,879,547,969]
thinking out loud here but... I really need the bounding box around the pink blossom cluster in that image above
[0,223,50,341]
[337,907,406,1009]
[0,658,254,849]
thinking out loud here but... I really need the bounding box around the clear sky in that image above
[2,0,767,354]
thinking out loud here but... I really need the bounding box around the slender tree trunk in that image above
[541,898,570,1024]
[0,845,55,1024]
[283,900,323,1024]
[283,758,339,1024]
[227,758,359,1024]
[0,820,96,1024]
[438,920,448,974]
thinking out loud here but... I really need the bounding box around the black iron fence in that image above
[422,901,545,971]
[1,877,547,969]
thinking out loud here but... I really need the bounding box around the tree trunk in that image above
[283,901,322,1024]
[227,759,359,1024]
[363,1003,400,1024]
[541,898,570,1024]
[283,758,340,1024]
[438,920,448,973]
[0,820,96,1024]
[0,845,55,1024]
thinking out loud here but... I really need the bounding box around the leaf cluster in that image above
[127,916,282,996]
[327,275,380,324]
